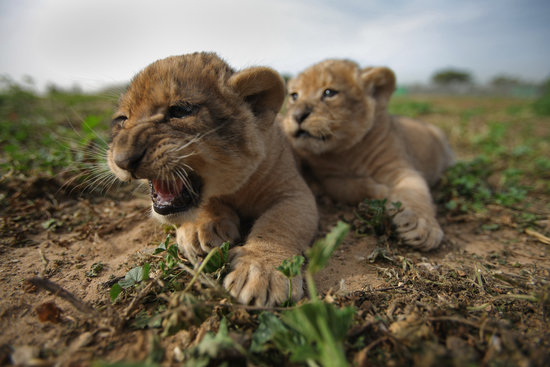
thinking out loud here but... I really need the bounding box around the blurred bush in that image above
[533,77,550,116]
[432,69,473,85]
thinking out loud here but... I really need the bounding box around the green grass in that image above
[533,78,550,116]
[435,156,528,212]
[388,98,434,117]
[0,78,116,176]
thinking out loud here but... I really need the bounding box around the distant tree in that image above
[46,83,62,95]
[490,75,540,97]
[432,69,472,85]
[70,84,83,94]
[46,83,83,95]
[490,75,522,87]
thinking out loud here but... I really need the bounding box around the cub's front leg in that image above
[176,199,241,263]
[223,195,318,307]
[323,173,443,250]
[389,171,443,251]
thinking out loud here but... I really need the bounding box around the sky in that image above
[1,0,549,91]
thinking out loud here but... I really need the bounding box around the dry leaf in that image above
[35,302,62,323]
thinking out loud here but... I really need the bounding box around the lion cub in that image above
[107,52,318,306]
[281,59,454,250]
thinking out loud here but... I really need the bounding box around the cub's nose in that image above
[293,108,312,125]
[114,148,146,172]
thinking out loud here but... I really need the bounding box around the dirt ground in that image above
[1,172,549,366]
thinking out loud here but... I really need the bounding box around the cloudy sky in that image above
[1,0,549,91]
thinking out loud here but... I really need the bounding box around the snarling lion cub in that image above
[107,52,318,306]
[281,59,454,250]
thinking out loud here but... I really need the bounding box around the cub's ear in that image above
[360,67,396,105]
[228,67,285,119]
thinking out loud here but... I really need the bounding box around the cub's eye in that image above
[322,89,338,99]
[111,115,128,128]
[289,92,298,101]
[168,104,197,119]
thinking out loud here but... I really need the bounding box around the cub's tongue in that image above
[152,179,184,205]
[149,174,202,216]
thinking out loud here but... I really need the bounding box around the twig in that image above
[122,279,158,319]
[474,263,486,293]
[428,315,499,334]
[357,336,390,358]
[370,285,407,293]
[492,293,539,302]
[38,249,49,277]
[177,261,217,289]
[203,301,295,312]
[182,247,222,293]
[467,303,491,312]
[27,277,99,317]
[525,228,550,245]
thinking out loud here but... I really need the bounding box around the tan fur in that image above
[281,59,454,250]
[107,53,318,306]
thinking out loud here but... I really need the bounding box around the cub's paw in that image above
[393,209,443,251]
[223,247,303,306]
[176,217,240,263]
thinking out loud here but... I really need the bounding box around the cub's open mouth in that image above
[149,173,202,215]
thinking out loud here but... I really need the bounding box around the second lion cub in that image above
[281,59,454,250]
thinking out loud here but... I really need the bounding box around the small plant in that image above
[202,241,230,275]
[534,157,550,176]
[251,302,355,367]
[472,121,508,156]
[353,198,401,243]
[154,236,182,275]
[109,235,213,303]
[276,255,305,306]
[118,236,232,337]
[303,221,350,302]
[259,221,354,367]
[110,263,151,302]
[494,167,528,206]
[86,262,104,278]
[184,318,247,365]
[153,235,230,293]
[151,235,189,292]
